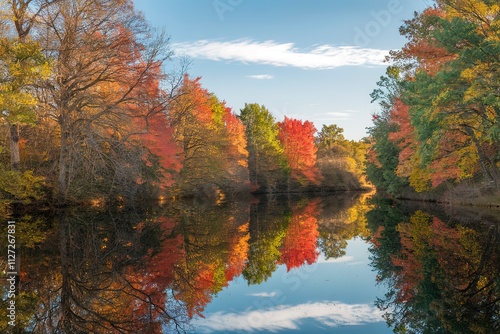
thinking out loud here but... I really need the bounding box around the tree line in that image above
[0,0,367,206]
[366,0,499,197]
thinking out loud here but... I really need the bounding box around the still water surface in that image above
[192,237,389,333]
[2,193,498,333]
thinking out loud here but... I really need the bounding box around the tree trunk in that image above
[10,124,20,171]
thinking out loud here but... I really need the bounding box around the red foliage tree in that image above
[135,112,183,188]
[277,117,320,184]
[389,99,416,172]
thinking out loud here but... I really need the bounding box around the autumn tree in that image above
[316,124,369,190]
[208,93,250,194]
[0,38,50,170]
[33,0,176,202]
[277,117,320,187]
[0,0,53,171]
[369,1,500,194]
[239,103,287,193]
[0,1,54,204]
[316,124,346,155]
[221,104,250,194]
[387,98,432,191]
[132,109,183,196]
[169,75,249,198]
[366,67,409,196]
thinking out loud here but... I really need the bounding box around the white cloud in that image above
[248,291,279,298]
[192,301,384,333]
[247,74,274,79]
[172,39,390,70]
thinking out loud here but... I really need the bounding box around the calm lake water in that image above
[2,193,499,333]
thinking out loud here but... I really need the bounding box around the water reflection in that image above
[1,193,498,333]
[367,197,500,333]
[15,208,190,333]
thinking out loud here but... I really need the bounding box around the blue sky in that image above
[134,0,433,140]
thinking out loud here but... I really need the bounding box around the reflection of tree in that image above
[5,208,191,333]
[243,198,291,284]
[4,193,401,331]
[368,200,500,333]
[317,193,371,259]
[429,218,499,333]
[2,201,254,333]
[279,199,320,271]
[244,194,371,283]
[56,210,188,333]
[171,201,250,318]
[225,222,251,282]
[0,215,51,332]
[366,196,407,289]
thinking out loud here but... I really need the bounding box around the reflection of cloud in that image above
[173,39,389,69]
[316,255,354,264]
[193,301,384,333]
[247,74,274,79]
[248,292,278,298]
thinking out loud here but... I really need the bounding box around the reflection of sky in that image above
[194,302,384,333]
[191,237,390,333]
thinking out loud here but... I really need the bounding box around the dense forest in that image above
[0,0,367,209]
[366,0,499,203]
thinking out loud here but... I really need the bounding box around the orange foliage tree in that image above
[169,76,249,197]
[31,0,179,202]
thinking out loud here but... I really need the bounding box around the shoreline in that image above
[394,189,500,210]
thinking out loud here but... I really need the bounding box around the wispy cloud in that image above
[192,301,384,333]
[248,291,278,298]
[172,39,389,70]
[247,74,274,79]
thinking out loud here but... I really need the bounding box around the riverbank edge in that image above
[394,186,500,210]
